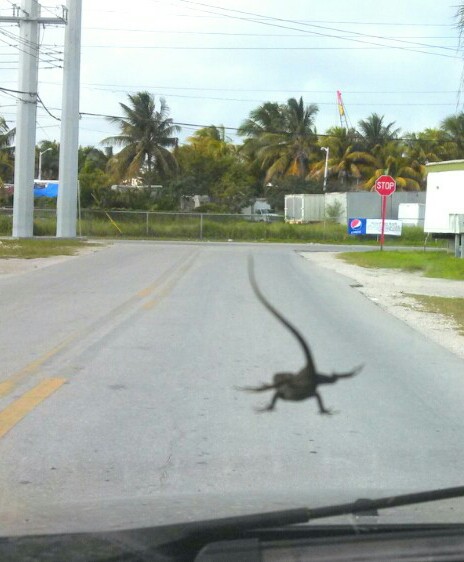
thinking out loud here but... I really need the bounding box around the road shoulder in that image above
[0,242,109,278]
[300,251,464,360]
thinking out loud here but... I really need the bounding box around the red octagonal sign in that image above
[375,174,396,196]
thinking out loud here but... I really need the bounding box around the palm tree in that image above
[309,126,370,189]
[403,129,454,163]
[0,117,11,145]
[238,101,288,137]
[357,113,401,151]
[440,113,464,158]
[456,4,464,61]
[103,92,180,184]
[239,97,319,182]
[361,142,424,191]
[238,102,288,185]
[187,125,236,158]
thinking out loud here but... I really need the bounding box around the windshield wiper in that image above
[3,486,464,562]
[307,484,464,520]
[184,485,464,536]
[157,485,464,559]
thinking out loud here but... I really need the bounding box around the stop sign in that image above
[375,175,396,196]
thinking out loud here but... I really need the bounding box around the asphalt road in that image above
[1,241,464,534]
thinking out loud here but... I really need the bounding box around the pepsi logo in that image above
[350,219,362,229]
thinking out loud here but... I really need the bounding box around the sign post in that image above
[374,174,397,250]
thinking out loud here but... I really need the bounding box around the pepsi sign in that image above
[348,218,402,236]
[348,218,367,235]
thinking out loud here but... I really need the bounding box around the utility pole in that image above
[0,1,66,237]
[57,0,82,238]
[11,0,39,238]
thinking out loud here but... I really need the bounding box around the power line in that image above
[37,94,60,121]
[81,26,459,40]
[78,111,448,142]
[37,79,462,96]
[172,0,459,59]
[0,27,62,69]
[74,45,459,54]
[0,85,36,95]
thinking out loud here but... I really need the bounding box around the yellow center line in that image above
[0,378,66,439]
[0,335,76,398]
[136,250,200,300]
[137,286,154,298]
[0,250,201,400]
[142,298,159,310]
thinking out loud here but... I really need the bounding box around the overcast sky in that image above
[1,0,463,149]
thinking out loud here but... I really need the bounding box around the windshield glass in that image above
[1,0,464,540]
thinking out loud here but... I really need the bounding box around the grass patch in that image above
[0,238,93,259]
[79,218,438,245]
[405,294,464,336]
[0,210,446,246]
[338,250,464,280]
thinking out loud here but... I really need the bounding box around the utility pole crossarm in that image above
[0,2,67,23]
[0,17,65,23]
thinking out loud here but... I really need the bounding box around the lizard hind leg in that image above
[255,392,280,413]
[314,391,333,415]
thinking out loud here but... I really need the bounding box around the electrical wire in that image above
[77,45,456,52]
[0,85,35,95]
[81,26,459,40]
[171,0,458,59]
[36,94,60,121]
[77,110,457,142]
[37,80,462,96]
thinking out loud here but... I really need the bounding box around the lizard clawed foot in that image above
[254,404,274,413]
[319,408,335,416]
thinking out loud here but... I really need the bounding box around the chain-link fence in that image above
[0,207,292,241]
[1,207,430,245]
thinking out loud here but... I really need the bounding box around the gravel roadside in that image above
[300,251,464,360]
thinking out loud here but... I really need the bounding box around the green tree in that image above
[78,146,109,173]
[357,113,400,151]
[36,140,59,179]
[211,160,254,212]
[238,102,288,190]
[440,113,464,158]
[102,92,180,185]
[238,97,319,183]
[403,129,454,163]
[172,126,253,211]
[360,142,424,191]
[78,147,112,207]
[186,125,236,158]
[0,117,14,184]
[238,101,288,137]
[309,127,369,190]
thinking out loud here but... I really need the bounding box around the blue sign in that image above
[34,181,59,198]
[348,218,367,235]
[348,218,403,236]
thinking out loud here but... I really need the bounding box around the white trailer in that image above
[284,194,325,223]
[398,203,425,227]
[424,160,464,257]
